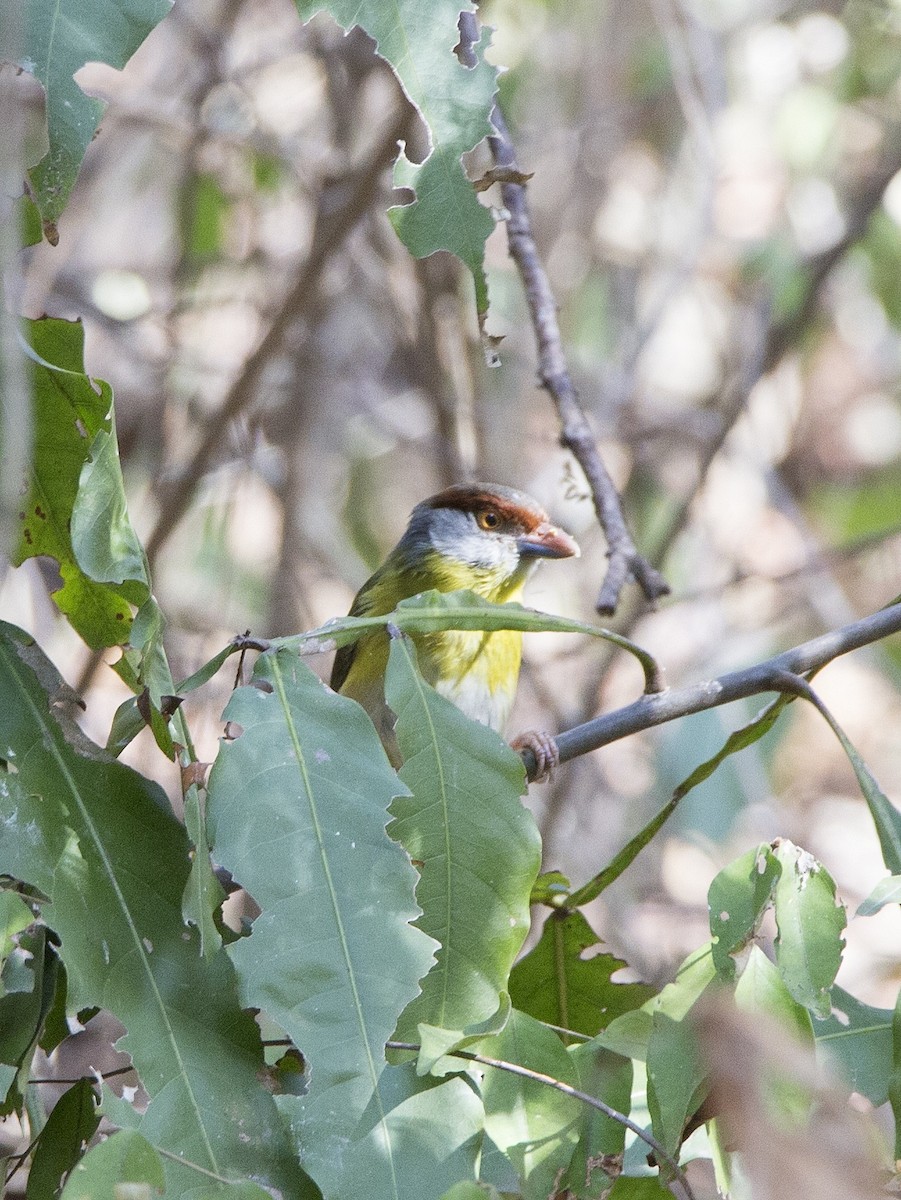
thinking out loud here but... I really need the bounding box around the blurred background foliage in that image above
[3,0,901,1031]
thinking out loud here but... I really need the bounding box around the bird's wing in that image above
[330,638,357,693]
[329,566,388,693]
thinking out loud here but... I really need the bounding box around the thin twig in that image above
[28,1064,135,1085]
[488,102,670,616]
[522,600,901,778]
[456,12,668,615]
[144,102,413,568]
[387,1039,697,1200]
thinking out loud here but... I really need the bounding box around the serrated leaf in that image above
[2,0,173,234]
[772,841,846,1020]
[206,647,436,1199]
[708,844,782,980]
[478,1009,581,1200]
[0,622,311,1197]
[26,1078,100,1200]
[384,635,541,1038]
[856,874,901,916]
[816,985,892,1106]
[291,2,498,314]
[509,909,654,1038]
[60,1129,165,1200]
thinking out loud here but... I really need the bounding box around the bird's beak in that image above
[517,522,580,559]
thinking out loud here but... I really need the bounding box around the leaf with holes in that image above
[772,841,846,1020]
[509,909,654,1038]
[0,622,311,1198]
[206,647,437,1199]
[292,1,497,316]
[1,0,173,237]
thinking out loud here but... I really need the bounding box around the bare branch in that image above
[144,102,413,568]
[487,103,670,616]
[522,601,901,779]
[445,0,674,621]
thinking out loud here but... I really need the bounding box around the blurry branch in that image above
[667,518,901,608]
[628,0,722,374]
[521,600,901,779]
[458,13,669,616]
[144,101,414,568]
[414,255,480,483]
[652,138,901,571]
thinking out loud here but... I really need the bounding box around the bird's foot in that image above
[510,729,560,783]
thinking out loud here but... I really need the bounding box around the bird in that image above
[331,482,579,776]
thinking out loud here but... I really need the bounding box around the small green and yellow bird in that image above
[331,482,579,770]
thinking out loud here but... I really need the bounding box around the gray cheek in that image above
[430,527,517,572]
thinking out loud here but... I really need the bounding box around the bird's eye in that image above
[478,510,500,530]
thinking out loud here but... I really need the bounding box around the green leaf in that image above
[816,986,893,1106]
[416,993,512,1076]
[13,318,139,649]
[597,944,717,1063]
[175,643,242,695]
[708,844,782,980]
[0,925,61,1110]
[440,1185,498,1200]
[292,2,498,314]
[0,622,310,1197]
[181,786,225,959]
[385,635,541,1037]
[562,1043,633,1196]
[735,945,814,1047]
[772,840,846,1020]
[3,0,173,235]
[509,909,654,1038]
[529,870,571,906]
[206,647,436,1199]
[646,1012,704,1160]
[567,702,788,911]
[60,1129,165,1200]
[857,874,901,916]
[800,686,901,874]
[478,1010,582,1200]
[26,1078,100,1200]
[275,588,657,683]
[607,1178,676,1198]
[0,892,34,986]
[891,985,901,1159]
[300,1061,483,1199]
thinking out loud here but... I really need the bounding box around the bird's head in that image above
[397,483,579,601]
